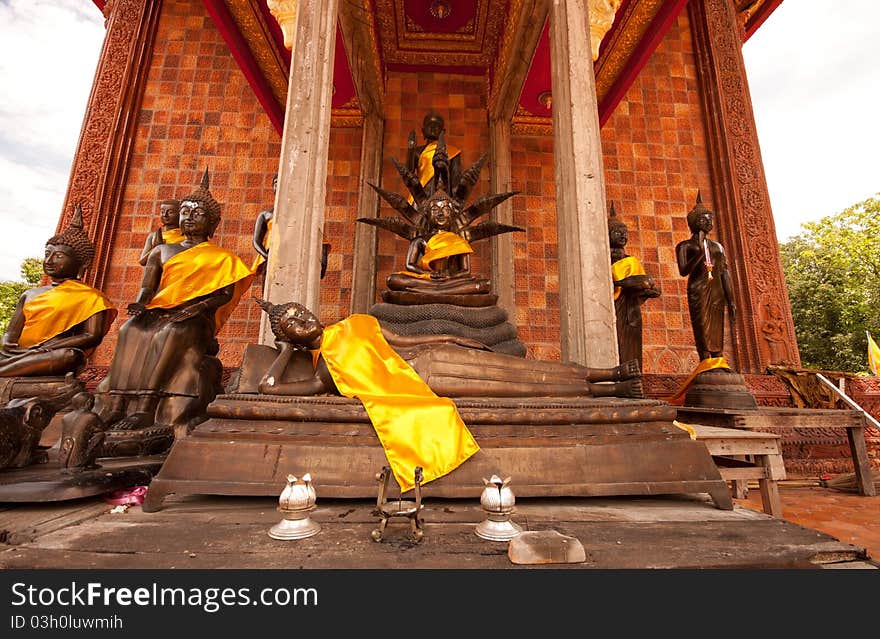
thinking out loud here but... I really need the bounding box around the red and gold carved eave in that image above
[513,0,690,128]
[202,1,360,134]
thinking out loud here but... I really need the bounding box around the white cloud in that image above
[743,0,880,241]
[0,0,104,281]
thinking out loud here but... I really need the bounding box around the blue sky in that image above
[0,0,877,281]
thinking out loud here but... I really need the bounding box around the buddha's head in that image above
[257,299,323,349]
[179,169,221,238]
[159,199,180,228]
[421,112,445,142]
[45,203,95,280]
[607,202,628,249]
[686,192,714,235]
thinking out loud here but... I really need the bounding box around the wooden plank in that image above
[846,426,877,496]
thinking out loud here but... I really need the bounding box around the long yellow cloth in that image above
[417,141,461,188]
[611,255,647,301]
[320,314,480,492]
[663,356,730,406]
[18,280,117,348]
[397,231,474,280]
[418,231,472,269]
[145,241,255,334]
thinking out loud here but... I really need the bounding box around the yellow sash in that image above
[611,256,647,301]
[417,141,461,188]
[418,231,472,270]
[146,241,255,334]
[320,314,480,492]
[19,280,117,348]
[161,228,185,244]
[663,356,730,406]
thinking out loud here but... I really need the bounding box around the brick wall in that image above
[602,10,714,375]
[92,0,360,369]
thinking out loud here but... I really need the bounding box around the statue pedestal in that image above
[0,448,163,502]
[684,369,758,410]
[142,394,732,512]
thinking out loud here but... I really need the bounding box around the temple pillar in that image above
[549,0,618,367]
[689,0,801,372]
[350,114,384,314]
[57,0,162,290]
[262,0,339,342]
[338,0,386,314]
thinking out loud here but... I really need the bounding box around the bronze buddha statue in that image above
[0,205,115,379]
[94,169,255,454]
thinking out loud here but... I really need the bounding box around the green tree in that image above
[0,257,42,335]
[780,194,880,372]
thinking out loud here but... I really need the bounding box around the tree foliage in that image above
[0,258,42,335]
[780,194,880,372]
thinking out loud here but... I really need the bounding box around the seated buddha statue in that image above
[0,204,116,379]
[360,133,523,303]
[94,169,255,448]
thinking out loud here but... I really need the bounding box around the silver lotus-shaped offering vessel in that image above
[268,473,321,540]
[475,474,522,541]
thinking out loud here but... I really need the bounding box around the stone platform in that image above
[142,394,732,512]
[0,448,163,502]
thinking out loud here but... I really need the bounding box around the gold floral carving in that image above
[690,0,800,370]
[593,0,664,106]
[588,0,622,61]
[374,0,506,67]
[59,0,160,290]
[511,106,552,136]
[230,0,289,108]
[267,0,297,50]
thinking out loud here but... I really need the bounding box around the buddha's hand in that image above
[407,130,416,150]
[127,302,147,317]
[154,227,165,245]
[167,304,202,323]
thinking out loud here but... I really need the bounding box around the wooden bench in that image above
[677,406,876,497]
[687,423,786,517]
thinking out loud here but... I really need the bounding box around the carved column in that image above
[339,0,386,314]
[350,113,384,314]
[262,0,339,341]
[689,0,800,371]
[549,0,618,367]
[57,0,162,290]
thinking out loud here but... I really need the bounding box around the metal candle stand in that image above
[371,466,424,542]
[475,475,522,541]
[268,473,321,540]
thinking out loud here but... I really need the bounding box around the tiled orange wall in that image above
[510,135,560,361]
[321,127,362,323]
[93,0,359,369]
[376,72,492,300]
[602,10,714,374]
[508,12,712,371]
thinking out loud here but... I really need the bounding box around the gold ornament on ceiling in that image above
[588,0,623,61]
[430,0,452,20]
[267,0,297,50]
